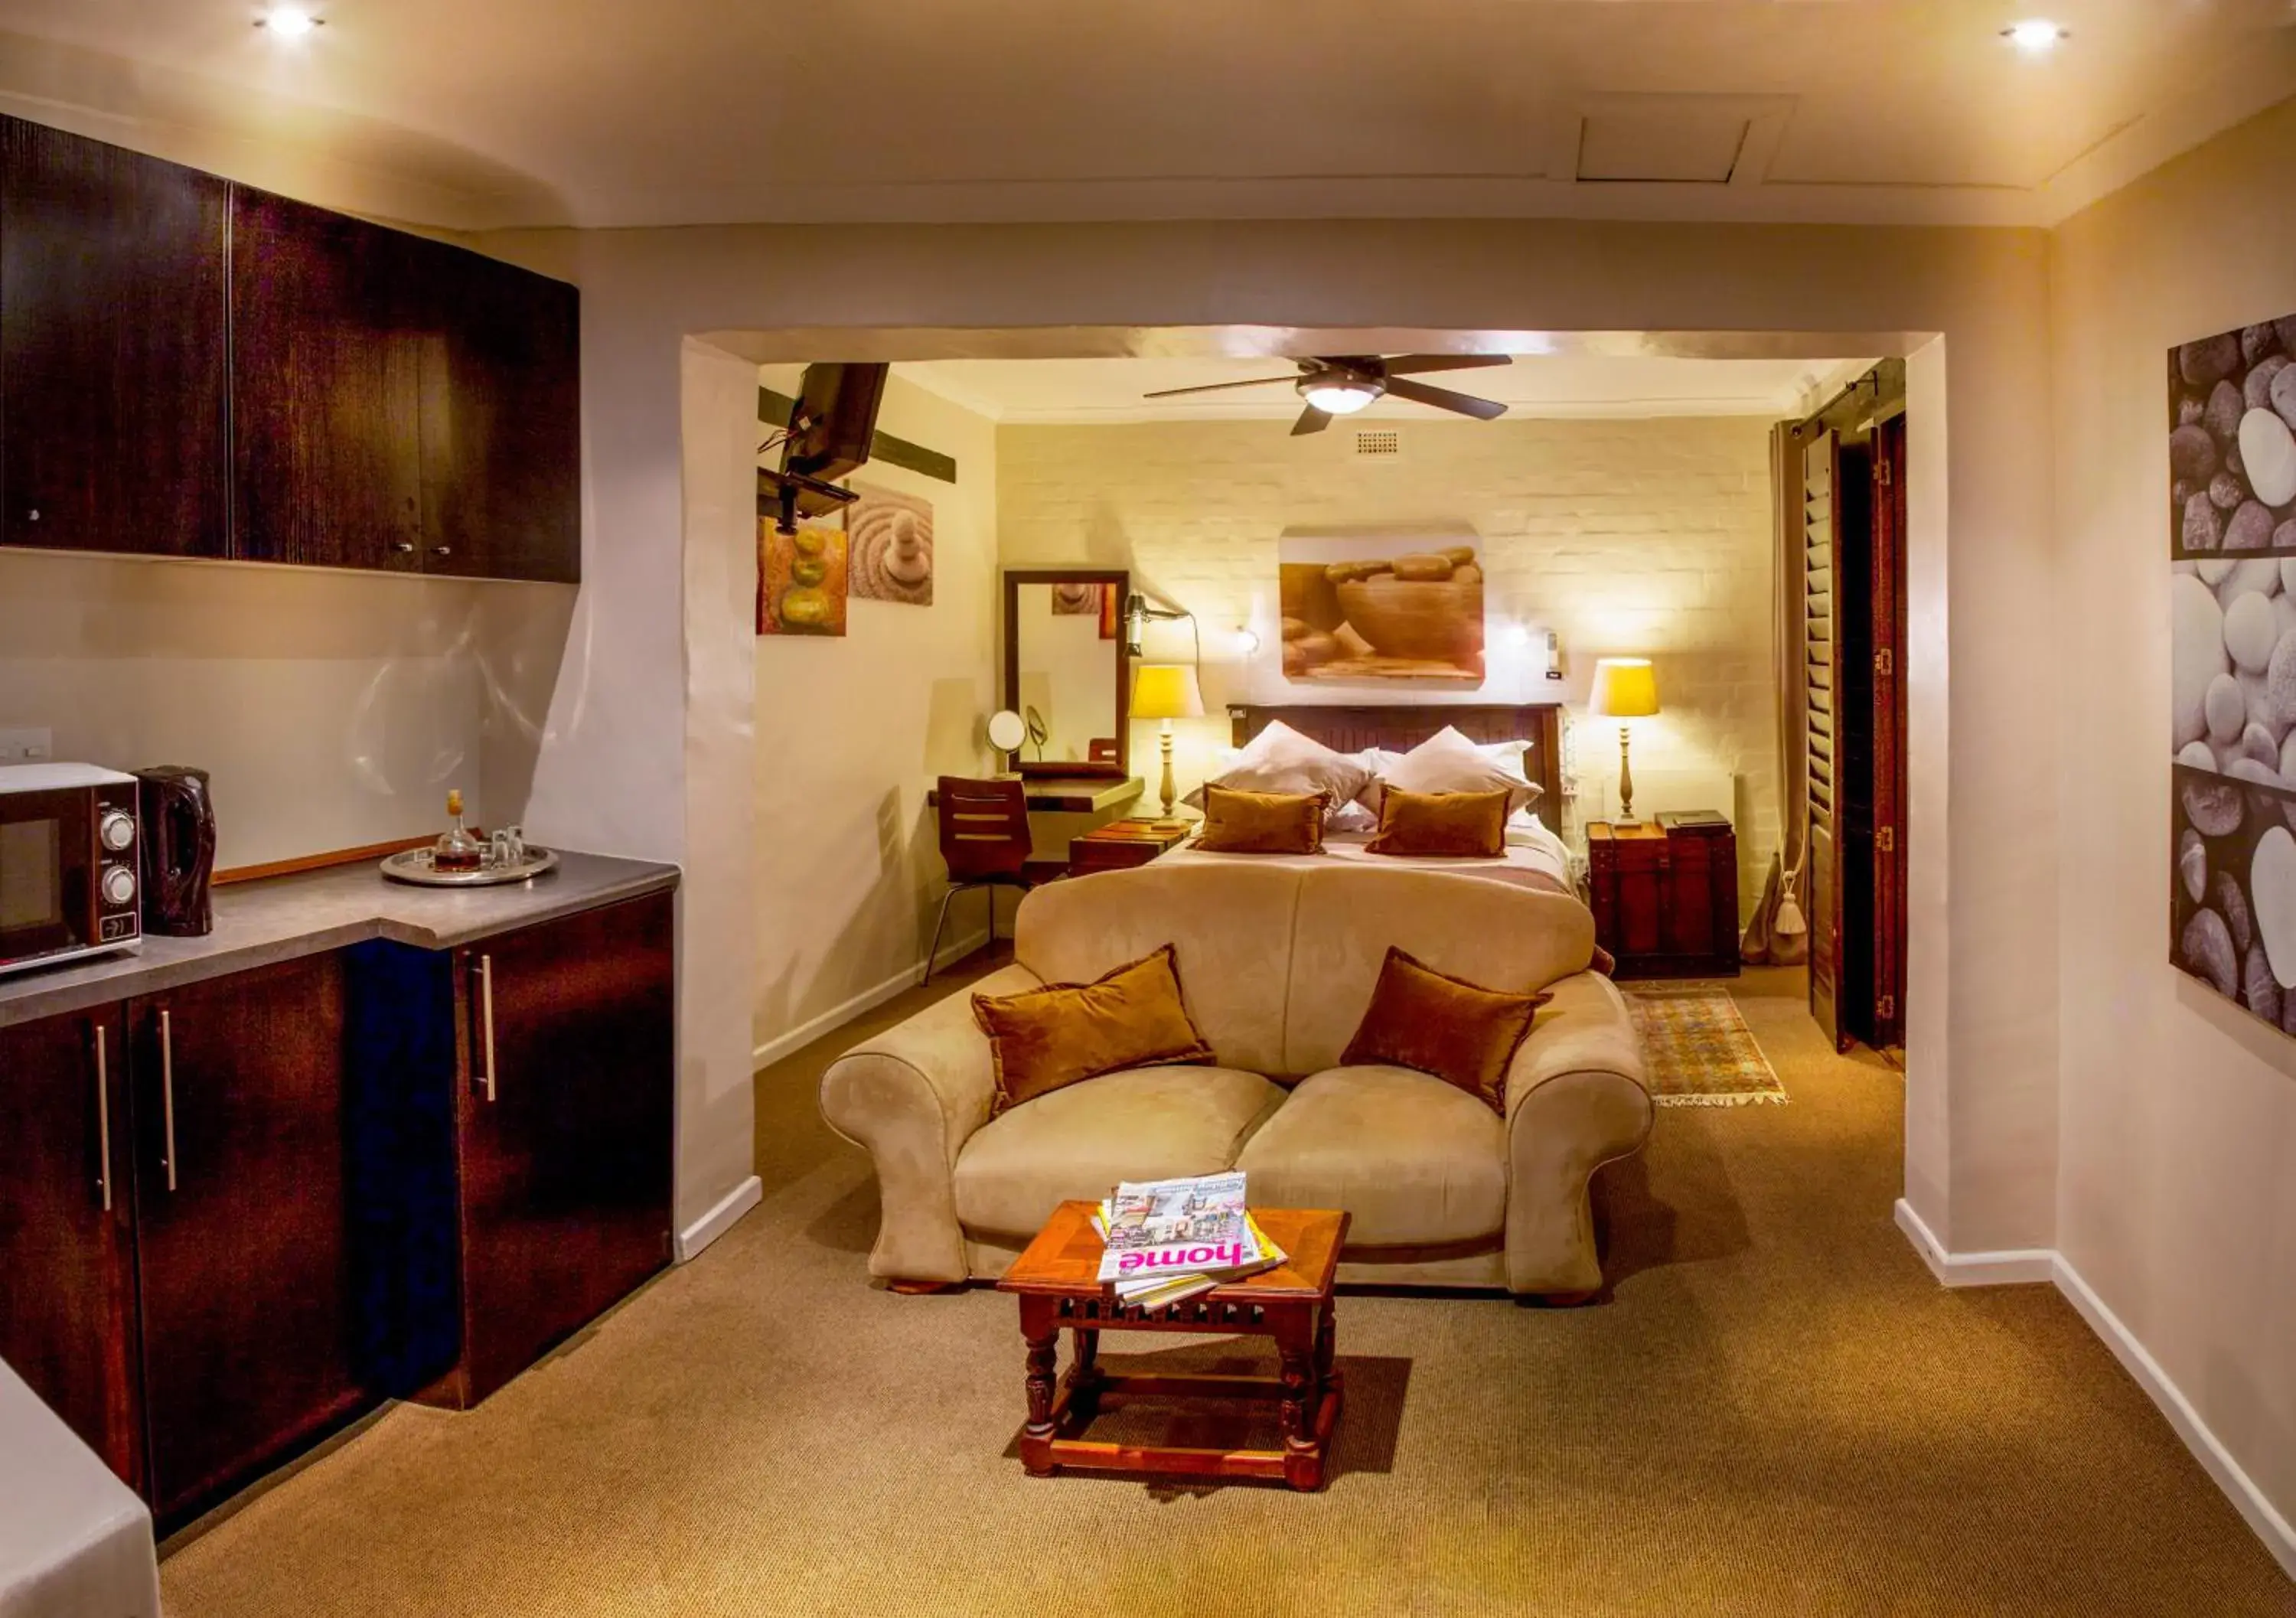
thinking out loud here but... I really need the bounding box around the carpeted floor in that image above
[158,959,2294,1617]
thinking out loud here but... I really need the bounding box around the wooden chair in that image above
[925,776,1037,985]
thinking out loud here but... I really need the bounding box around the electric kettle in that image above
[135,765,217,937]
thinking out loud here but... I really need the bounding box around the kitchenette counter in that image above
[0,850,679,1031]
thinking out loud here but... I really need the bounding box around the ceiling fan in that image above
[1143,354,1513,436]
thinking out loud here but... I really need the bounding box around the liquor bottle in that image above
[432,788,484,872]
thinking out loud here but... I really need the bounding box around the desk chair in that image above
[924,776,1040,984]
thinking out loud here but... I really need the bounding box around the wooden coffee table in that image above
[997,1201,1349,1491]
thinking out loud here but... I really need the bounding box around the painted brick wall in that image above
[996,413,1781,908]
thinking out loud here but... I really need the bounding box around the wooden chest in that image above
[1586,819,1740,979]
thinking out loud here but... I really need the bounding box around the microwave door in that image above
[0,791,93,964]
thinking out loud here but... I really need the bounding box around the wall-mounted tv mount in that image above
[759,362,889,535]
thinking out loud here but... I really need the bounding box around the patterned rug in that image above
[1623,982,1788,1107]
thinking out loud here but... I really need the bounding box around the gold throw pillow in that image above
[971,943,1215,1114]
[1365,787,1512,857]
[1339,947,1547,1113]
[1192,783,1331,854]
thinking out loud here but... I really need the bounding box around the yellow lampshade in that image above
[1589,657,1659,719]
[1129,664,1205,721]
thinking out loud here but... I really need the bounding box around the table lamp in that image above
[1129,664,1204,817]
[1588,657,1660,826]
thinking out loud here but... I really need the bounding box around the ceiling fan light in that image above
[1300,380,1380,415]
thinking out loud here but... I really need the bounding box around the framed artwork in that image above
[2168,312,2296,1028]
[758,514,849,636]
[1277,533,1485,683]
[848,483,934,606]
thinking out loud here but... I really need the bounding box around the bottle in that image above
[432,788,484,872]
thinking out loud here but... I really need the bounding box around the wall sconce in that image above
[1123,592,1195,660]
[1236,626,1261,657]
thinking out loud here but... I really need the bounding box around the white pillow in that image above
[1327,800,1378,836]
[1180,720,1375,823]
[1371,726,1542,815]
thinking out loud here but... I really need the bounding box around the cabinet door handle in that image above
[394,541,416,553]
[432,545,452,558]
[159,1007,178,1192]
[478,954,497,1104]
[93,1024,112,1213]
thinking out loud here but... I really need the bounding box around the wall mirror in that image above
[1003,569,1130,778]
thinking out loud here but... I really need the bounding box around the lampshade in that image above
[1588,657,1659,719]
[1129,664,1205,721]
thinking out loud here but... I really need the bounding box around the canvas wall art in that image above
[2169,312,2296,1029]
[1277,533,1486,683]
[847,483,934,605]
[758,514,849,636]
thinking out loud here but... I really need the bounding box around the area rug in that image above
[1623,982,1788,1107]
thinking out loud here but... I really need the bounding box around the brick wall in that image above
[996,413,1781,908]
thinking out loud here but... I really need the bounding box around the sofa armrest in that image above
[817,963,1039,1284]
[1500,970,1655,1297]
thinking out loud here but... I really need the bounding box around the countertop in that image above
[0,850,680,1031]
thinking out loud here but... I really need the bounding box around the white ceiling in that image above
[897,355,1866,424]
[0,2,2288,231]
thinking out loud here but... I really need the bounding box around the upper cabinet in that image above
[0,120,230,558]
[0,116,580,583]
[231,188,426,573]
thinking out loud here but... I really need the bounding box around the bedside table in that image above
[1586,817,1740,979]
[1068,817,1193,876]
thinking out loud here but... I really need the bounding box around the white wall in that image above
[996,414,1779,905]
[2050,97,2296,1537]
[750,369,1000,1057]
[0,551,568,869]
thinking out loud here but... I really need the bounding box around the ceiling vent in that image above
[1353,429,1402,458]
[1562,95,1794,188]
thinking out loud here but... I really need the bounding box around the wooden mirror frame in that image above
[1002,567,1130,779]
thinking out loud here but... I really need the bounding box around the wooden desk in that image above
[925,776,1143,814]
[998,1202,1348,1492]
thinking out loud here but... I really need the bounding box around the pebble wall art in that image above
[2169,312,2296,1029]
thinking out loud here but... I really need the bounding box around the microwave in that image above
[0,763,142,977]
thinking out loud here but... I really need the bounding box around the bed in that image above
[1158,702,1578,896]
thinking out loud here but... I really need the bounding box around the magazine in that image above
[1090,1172,1285,1306]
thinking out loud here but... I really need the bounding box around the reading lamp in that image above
[1130,664,1205,818]
[1588,657,1660,826]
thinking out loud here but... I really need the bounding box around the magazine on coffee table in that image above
[1090,1172,1285,1305]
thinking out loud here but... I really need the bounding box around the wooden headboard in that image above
[1229,703,1565,817]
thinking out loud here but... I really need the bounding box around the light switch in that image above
[0,728,54,763]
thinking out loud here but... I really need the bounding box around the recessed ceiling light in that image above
[2001,18,2067,53]
[255,7,323,38]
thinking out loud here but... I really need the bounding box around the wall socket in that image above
[0,728,54,763]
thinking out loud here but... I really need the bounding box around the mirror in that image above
[1004,569,1130,778]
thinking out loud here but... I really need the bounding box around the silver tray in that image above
[380,846,561,887]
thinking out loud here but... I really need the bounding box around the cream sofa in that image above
[818,863,1652,1298]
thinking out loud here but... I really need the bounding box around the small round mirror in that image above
[986,709,1026,752]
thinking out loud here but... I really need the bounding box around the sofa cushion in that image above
[1015,865,1305,1075]
[1234,1065,1507,1248]
[1341,947,1544,1111]
[970,944,1214,1115]
[1282,866,1594,1075]
[952,1065,1286,1241]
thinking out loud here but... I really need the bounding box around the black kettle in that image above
[135,766,217,937]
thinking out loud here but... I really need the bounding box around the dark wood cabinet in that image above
[1587,820,1740,980]
[409,236,582,583]
[0,1005,142,1491]
[129,951,372,1525]
[0,117,230,558]
[230,188,426,573]
[438,891,675,1404]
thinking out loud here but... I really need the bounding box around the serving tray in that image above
[380,846,561,887]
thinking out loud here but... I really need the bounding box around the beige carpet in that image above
[158,959,2294,1617]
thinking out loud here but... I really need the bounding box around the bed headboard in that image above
[1229,703,1565,817]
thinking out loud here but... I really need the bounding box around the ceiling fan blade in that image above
[1384,377,1508,420]
[1290,405,1333,436]
[1381,354,1513,377]
[1142,376,1301,400]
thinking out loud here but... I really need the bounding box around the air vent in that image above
[1353,429,1401,458]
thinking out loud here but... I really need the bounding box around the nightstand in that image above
[1068,817,1193,876]
[1586,817,1740,979]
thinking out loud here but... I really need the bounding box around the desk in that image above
[925,776,1143,814]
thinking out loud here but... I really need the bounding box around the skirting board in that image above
[677,1176,761,1262]
[750,928,990,1072]
[1895,1199,2296,1580]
